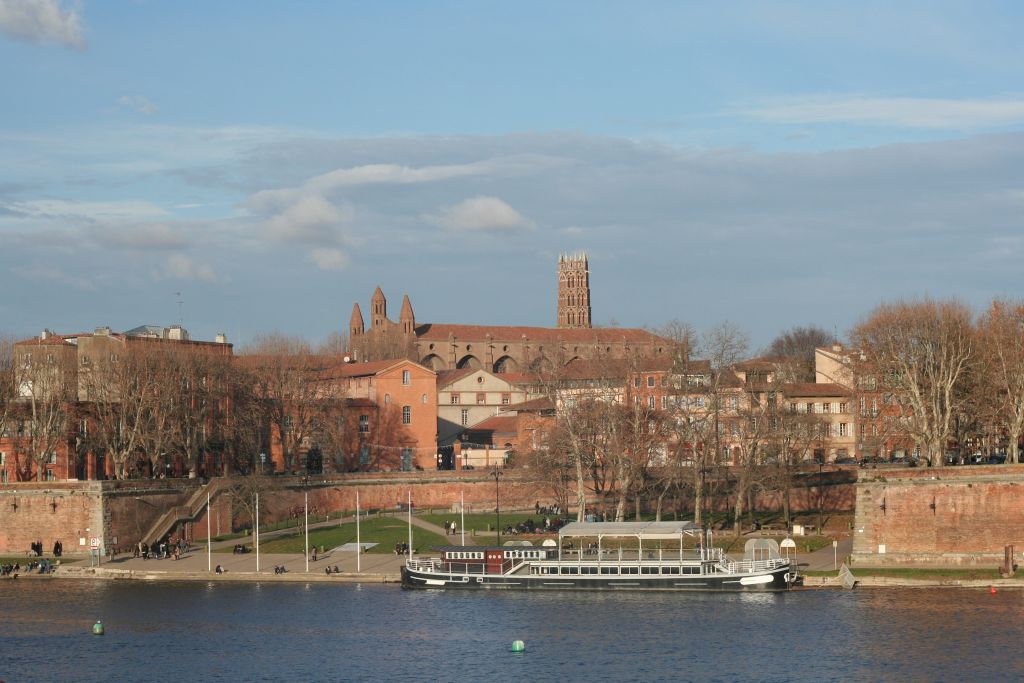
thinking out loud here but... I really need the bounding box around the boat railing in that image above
[406,558,442,572]
[718,557,788,574]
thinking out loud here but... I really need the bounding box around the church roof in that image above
[349,302,364,328]
[400,294,414,321]
[413,323,665,345]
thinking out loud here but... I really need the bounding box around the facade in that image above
[436,369,528,448]
[3,326,232,483]
[326,358,439,472]
[347,254,670,374]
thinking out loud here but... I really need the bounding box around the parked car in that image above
[834,457,857,465]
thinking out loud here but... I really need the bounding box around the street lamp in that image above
[303,475,310,573]
[493,466,502,547]
[817,460,824,536]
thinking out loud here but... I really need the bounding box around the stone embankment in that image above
[55,565,400,583]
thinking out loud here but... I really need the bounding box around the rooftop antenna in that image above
[174,291,183,326]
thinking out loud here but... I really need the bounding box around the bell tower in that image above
[557,253,592,329]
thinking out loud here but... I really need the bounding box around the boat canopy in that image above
[558,521,702,541]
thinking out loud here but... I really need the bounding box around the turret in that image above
[350,302,365,337]
[371,286,386,329]
[399,294,415,334]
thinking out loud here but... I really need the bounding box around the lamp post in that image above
[303,475,310,573]
[817,460,824,536]
[493,466,502,547]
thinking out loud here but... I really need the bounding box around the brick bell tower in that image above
[557,252,592,329]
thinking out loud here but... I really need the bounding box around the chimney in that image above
[95,326,112,336]
[215,333,227,344]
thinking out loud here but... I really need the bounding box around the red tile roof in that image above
[782,382,851,398]
[436,368,477,387]
[465,415,518,434]
[414,323,666,345]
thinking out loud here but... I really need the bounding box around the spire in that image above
[370,286,386,328]
[349,302,365,337]
[399,294,415,334]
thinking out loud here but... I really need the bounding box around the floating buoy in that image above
[990,586,998,594]
[92,620,105,635]
[510,640,525,653]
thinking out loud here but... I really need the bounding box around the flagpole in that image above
[304,488,309,573]
[207,491,212,572]
[356,490,361,572]
[407,490,413,559]
[460,491,465,546]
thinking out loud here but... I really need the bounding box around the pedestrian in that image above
[312,548,317,562]
[451,520,457,536]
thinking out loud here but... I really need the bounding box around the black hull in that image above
[401,565,792,592]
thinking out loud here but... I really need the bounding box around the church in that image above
[347,254,668,372]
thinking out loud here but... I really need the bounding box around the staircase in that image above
[140,477,228,545]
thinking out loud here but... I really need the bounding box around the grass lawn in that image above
[223,518,448,555]
[421,512,551,534]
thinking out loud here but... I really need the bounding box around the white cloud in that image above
[5,198,167,221]
[0,0,85,49]
[747,95,1024,129]
[118,95,158,115]
[265,193,353,244]
[249,161,492,213]
[11,261,96,290]
[424,196,535,232]
[307,247,349,271]
[163,254,217,283]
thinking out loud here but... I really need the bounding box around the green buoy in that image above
[92,620,105,636]
[510,640,525,653]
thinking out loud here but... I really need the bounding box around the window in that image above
[450,393,460,405]
[839,402,847,413]
[421,394,428,404]
[839,423,848,437]
[647,396,655,409]
[0,469,6,483]
[384,394,391,404]
[633,377,641,388]
[401,448,413,471]
[46,451,57,465]
[661,396,668,409]
[44,469,55,481]
[823,402,831,414]
[476,393,486,405]
[402,406,411,424]
[806,402,813,414]
[461,409,469,427]
[359,445,370,466]
[647,376,655,388]
[402,370,410,385]
[79,419,88,436]
[501,393,510,405]
[359,415,369,433]
[0,451,5,465]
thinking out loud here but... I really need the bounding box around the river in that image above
[1,580,1022,682]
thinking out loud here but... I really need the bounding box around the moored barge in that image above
[401,521,794,591]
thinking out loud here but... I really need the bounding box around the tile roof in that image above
[500,397,555,412]
[414,323,666,345]
[465,415,518,434]
[436,368,477,387]
[781,382,851,398]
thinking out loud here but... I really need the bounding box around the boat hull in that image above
[401,564,793,591]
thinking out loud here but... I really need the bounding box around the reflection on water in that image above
[1,580,1023,682]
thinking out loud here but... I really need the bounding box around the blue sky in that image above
[1,1,1023,353]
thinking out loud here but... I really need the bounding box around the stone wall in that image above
[0,482,104,557]
[852,465,1024,567]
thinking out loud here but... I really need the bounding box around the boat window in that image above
[641,567,658,574]
[661,567,680,575]
[622,567,639,575]
[560,567,579,575]
[581,566,597,575]
[600,566,617,575]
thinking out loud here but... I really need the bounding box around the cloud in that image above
[91,222,187,250]
[118,95,158,115]
[746,95,1024,129]
[3,198,167,221]
[0,0,85,49]
[307,247,349,271]
[163,254,217,283]
[265,193,353,245]
[11,261,96,290]
[248,161,494,213]
[424,196,535,232]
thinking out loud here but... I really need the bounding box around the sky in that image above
[1,1,1023,353]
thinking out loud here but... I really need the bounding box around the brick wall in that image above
[853,465,1024,566]
[0,482,103,557]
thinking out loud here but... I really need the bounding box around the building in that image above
[436,369,529,449]
[347,254,670,374]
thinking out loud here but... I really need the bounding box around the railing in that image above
[718,557,788,574]
[140,477,229,545]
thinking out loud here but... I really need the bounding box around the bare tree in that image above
[12,342,75,480]
[977,299,1024,464]
[851,300,975,467]
[766,325,839,381]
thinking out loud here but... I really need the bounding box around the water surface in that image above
[1,580,1021,682]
